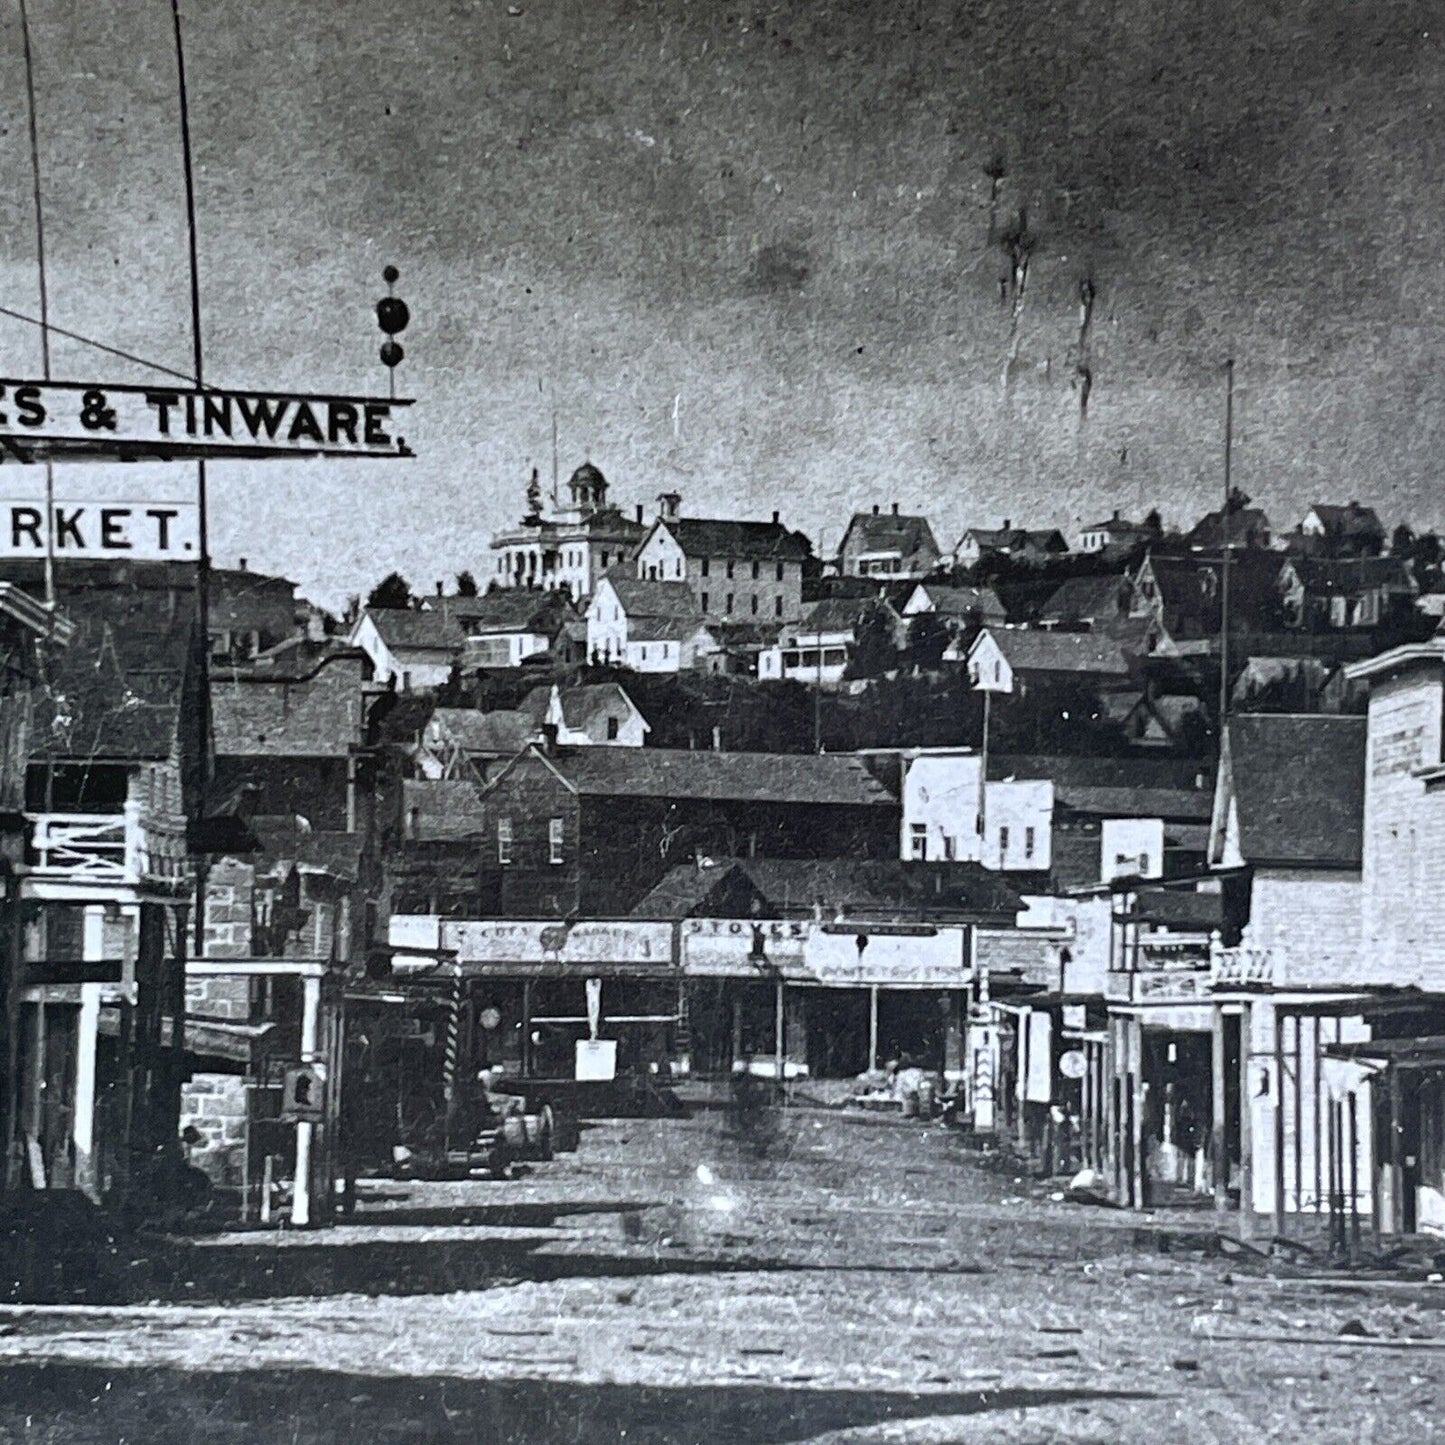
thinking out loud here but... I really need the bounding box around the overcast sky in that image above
[0,0,1440,607]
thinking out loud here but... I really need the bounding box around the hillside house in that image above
[954,524,1069,570]
[349,607,462,689]
[1183,505,1272,552]
[517,681,650,746]
[632,496,810,624]
[586,574,714,671]
[960,627,1132,693]
[1278,556,1417,631]
[900,581,1009,630]
[757,597,899,684]
[1298,502,1386,559]
[835,505,940,579]
[1078,511,1156,554]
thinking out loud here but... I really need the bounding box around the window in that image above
[942,835,956,860]
[751,561,760,579]
[701,558,709,577]
[726,593,734,614]
[497,817,513,865]
[726,561,735,579]
[909,823,927,860]
[1025,827,1035,858]
[606,716,620,741]
[548,817,564,865]
[999,826,1010,854]
[774,596,783,617]
[776,562,784,581]
[751,595,759,615]
[701,592,709,612]
[676,560,683,578]
[600,551,608,568]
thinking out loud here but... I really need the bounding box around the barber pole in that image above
[443,964,464,1105]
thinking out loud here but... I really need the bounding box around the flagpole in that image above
[1218,359,1234,737]
[18,0,55,617]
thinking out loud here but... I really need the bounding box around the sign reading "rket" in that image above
[3,501,199,560]
[0,379,413,461]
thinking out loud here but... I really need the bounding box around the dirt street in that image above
[0,1104,1439,1443]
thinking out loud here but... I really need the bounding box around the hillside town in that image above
[6,469,1445,1224]
[4,0,1445,1437]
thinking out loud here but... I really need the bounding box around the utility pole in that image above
[1218,359,1235,737]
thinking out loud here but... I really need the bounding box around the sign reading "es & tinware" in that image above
[0,379,413,461]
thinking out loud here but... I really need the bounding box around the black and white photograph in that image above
[0,0,1442,1440]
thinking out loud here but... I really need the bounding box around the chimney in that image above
[1003,518,1012,530]
[872,503,880,515]
[541,722,558,753]
[238,557,248,571]
[891,502,899,515]
[635,503,644,524]
[435,580,443,596]
[772,510,780,526]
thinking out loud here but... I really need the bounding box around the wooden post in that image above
[773,980,785,1086]
[1211,1004,1227,1210]
[1131,1018,1146,1210]
[72,983,101,1202]
[1237,1002,1253,1238]
[1273,1004,1286,1239]
[1291,1014,1303,1222]
[1388,1065,1404,1236]
[1347,1087,1361,1261]
[1313,1015,1323,1217]
[1104,1017,1119,1198]
[868,984,879,1073]
[291,972,321,1228]
[730,989,743,1069]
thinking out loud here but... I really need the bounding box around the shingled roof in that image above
[655,518,811,563]
[600,575,702,619]
[631,857,1020,921]
[25,577,199,762]
[973,628,1132,676]
[363,607,466,653]
[1220,713,1366,867]
[498,746,897,807]
[838,511,939,562]
[211,651,368,757]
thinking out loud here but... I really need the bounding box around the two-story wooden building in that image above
[391,743,900,920]
[632,496,811,626]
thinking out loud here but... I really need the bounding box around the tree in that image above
[1391,523,1414,557]
[1412,532,1441,571]
[366,571,414,610]
[844,608,902,680]
[1142,508,1163,533]
[906,612,952,670]
[1224,486,1252,514]
[455,570,479,597]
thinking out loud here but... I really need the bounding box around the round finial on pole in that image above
[383,264,400,286]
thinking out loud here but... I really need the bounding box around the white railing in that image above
[1212,943,1274,987]
[27,804,190,890]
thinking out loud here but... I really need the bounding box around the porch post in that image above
[72,983,102,1202]
[1211,1003,1228,1210]
[291,972,322,1228]
[1273,1003,1287,1238]
[867,984,879,1073]
[1129,1016,1145,1210]
[1237,1001,1253,1238]
[1388,1065,1405,1235]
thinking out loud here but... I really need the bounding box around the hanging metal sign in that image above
[0,379,413,462]
[2,499,199,559]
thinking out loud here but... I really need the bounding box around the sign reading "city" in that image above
[2,501,200,560]
[0,379,413,462]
